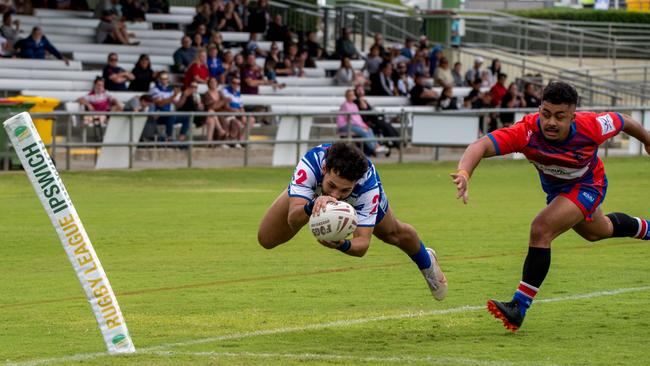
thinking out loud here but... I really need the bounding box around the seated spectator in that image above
[129,54,156,92]
[400,37,415,60]
[337,89,387,156]
[95,10,135,45]
[15,26,69,64]
[407,49,427,77]
[0,33,8,57]
[479,69,491,88]
[369,61,396,96]
[123,94,153,112]
[354,84,399,152]
[147,0,169,13]
[235,0,250,30]
[418,35,429,50]
[188,3,209,33]
[103,52,134,91]
[121,0,146,22]
[266,14,290,44]
[523,82,541,107]
[467,78,482,102]
[500,82,526,127]
[334,57,355,86]
[93,0,120,19]
[410,73,438,106]
[433,57,453,87]
[222,75,253,147]
[206,44,226,83]
[150,72,181,141]
[202,77,228,143]
[280,43,300,76]
[77,76,122,130]
[173,36,196,74]
[174,82,205,140]
[0,12,19,50]
[193,24,209,47]
[335,27,360,60]
[241,53,272,94]
[428,45,443,78]
[394,61,414,96]
[266,42,291,76]
[208,32,225,55]
[490,72,508,107]
[218,2,243,32]
[465,56,483,86]
[364,45,383,76]
[245,32,266,58]
[247,0,270,34]
[370,32,386,57]
[488,58,502,86]
[437,85,459,110]
[304,31,323,60]
[452,61,464,87]
[184,49,209,87]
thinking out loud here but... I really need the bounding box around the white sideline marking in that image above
[144,350,564,366]
[6,285,650,366]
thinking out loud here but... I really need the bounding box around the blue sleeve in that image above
[44,37,63,60]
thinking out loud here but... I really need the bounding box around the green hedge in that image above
[506,8,650,23]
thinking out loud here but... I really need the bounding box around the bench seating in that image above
[0,58,82,70]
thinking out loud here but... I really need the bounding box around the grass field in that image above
[1,158,649,366]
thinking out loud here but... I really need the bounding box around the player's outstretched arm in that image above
[621,114,650,155]
[318,226,373,257]
[288,195,338,231]
[450,136,497,204]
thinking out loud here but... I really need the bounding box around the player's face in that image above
[539,101,575,141]
[322,170,355,200]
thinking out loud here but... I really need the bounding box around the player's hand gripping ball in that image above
[309,201,357,242]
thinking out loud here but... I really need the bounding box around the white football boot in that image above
[421,248,448,301]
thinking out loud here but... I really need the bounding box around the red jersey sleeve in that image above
[487,114,536,155]
[577,111,624,145]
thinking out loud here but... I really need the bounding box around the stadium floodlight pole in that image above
[2,112,135,355]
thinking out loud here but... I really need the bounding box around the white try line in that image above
[6,285,650,366]
[144,350,565,366]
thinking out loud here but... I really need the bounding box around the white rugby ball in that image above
[309,201,358,242]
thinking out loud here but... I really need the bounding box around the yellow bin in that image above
[6,96,60,144]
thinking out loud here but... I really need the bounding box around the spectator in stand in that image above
[266,42,291,76]
[189,3,211,34]
[206,44,225,83]
[433,57,454,87]
[266,14,290,46]
[0,12,19,49]
[263,57,280,85]
[523,82,541,107]
[337,89,388,156]
[246,32,267,58]
[15,26,69,64]
[208,32,225,55]
[408,49,427,77]
[335,27,360,60]
[370,32,386,57]
[150,72,181,141]
[479,69,491,88]
[221,75,251,147]
[304,31,323,60]
[437,85,459,110]
[94,0,120,18]
[0,34,8,57]
[418,35,428,50]
[202,76,228,143]
[174,82,205,140]
[281,42,300,76]
[364,45,383,76]
[354,84,400,153]
[451,61,464,87]
[465,56,484,86]
[103,52,134,91]
[241,53,272,94]
[235,0,250,30]
[184,48,209,87]
[467,78,482,103]
[335,56,356,86]
[147,0,169,13]
[77,76,123,129]
[499,82,526,127]
[193,33,205,49]
[247,0,270,34]
[96,10,135,45]
[488,58,502,86]
[121,0,146,22]
[194,24,210,46]
[395,61,414,97]
[218,2,243,32]
[400,37,415,60]
[490,72,508,107]
[207,1,225,34]
[123,94,153,112]
[129,54,156,92]
[173,35,196,74]
[370,61,396,96]
[428,45,443,78]
[410,72,439,106]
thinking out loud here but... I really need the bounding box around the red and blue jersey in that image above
[488,111,625,194]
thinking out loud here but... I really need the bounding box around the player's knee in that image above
[257,231,277,249]
[578,232,603,242]
[529,220,553,244]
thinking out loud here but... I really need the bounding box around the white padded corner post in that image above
[272,116,313,166]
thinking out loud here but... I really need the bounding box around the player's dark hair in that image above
[542,81,578,106]
[324,142,368,182]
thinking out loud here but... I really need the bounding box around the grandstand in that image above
[0,0,648,171]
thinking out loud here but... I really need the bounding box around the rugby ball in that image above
[309,201,358,242]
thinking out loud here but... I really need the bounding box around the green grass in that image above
[1,158,649,365]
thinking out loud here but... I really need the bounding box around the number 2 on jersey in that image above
[295,169,307,185]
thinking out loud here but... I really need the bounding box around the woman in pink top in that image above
[337,89,387,156]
